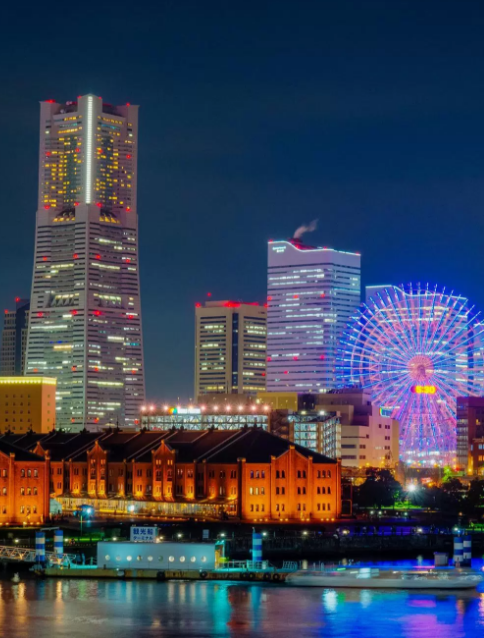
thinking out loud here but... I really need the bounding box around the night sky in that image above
[2,1,484,401]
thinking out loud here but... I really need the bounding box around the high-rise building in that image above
[1,298,30,375]
[194,301,266,397]
[25,95,145,430]
[267,238,361,393]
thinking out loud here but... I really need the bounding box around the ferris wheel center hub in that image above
[408,355,434,381]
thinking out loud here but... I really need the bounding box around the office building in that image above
[194,301,266,397]
[140,403,270,430]
[317,388,399,469]
[3,428,341,522]
[1,298,30,375]
[25,95,145,430]
[267,238,360,393]
[0,377,57,434]
[456,397,484,472]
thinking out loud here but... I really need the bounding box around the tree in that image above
[355,468,402,508]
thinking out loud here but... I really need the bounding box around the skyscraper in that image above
[1,298,30,375]
[267,238,361,393]
[25,95,145,430]
[194,301,267,398]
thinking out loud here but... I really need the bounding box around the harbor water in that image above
[0,577,483,637]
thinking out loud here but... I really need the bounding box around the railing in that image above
[0,546,77,564]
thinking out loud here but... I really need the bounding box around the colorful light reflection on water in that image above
[0,578,483,637]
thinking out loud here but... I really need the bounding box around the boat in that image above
[286,567,484,589]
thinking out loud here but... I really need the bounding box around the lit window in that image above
[179,556,185,562]
[190,557,196,563]
[147,556,153,562]
[169,556,175,562]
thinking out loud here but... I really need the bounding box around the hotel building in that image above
[267,238,361,393]
[25,95,145,430]
[195,301,266,397]
[1,299,30,375]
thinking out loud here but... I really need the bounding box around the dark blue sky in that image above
[2,1,484,401]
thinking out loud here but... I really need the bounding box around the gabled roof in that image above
[202,428,338,464]
[0,438,45,462]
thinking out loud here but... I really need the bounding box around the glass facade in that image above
[26,96,145,430]
[267,239,361,393]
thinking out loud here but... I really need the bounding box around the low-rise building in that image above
[0,377,57,433]
[316,389,399,469]
[1,427,341,523]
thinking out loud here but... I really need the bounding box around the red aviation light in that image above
[94,367,99,372]
[93,310,102,316]
[126,314,134,320]
[293,356,298,361]
[94,417,100,423]
[262,372,266,377]
[224,301,241,308]
[267,296,272,301]
[45,99,56,103]
[37,312,44,318]
[15,297,20,302]
[75,148,80,153]
[70,309,78,316]
[45,152,51,157]
[4,310,8,315]
[71,365,77,371]
[43,205,50,210]
[96,202,102,208]
[73,253,79,259]
[320,355,325,360]
[74,202,79,207]
[126,206,131,212]
[267,356,271,361]
[125,258,131,263]
[95,254,101,260]
[283,370,288,374]
[126,154,132,159]
[131,369,136,374]
[195,303,202,308]
[42,256,48,261]
[293,295,299,299]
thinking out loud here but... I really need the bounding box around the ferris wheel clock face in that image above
[337,284,484,466]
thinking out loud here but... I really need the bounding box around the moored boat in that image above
[286,567,484,589]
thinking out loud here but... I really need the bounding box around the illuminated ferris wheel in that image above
[336,284,484,465]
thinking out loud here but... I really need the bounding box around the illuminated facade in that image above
[25,95,145,430]
[267,239,361,393]
[195,301,266,397]
[0,377,57,434]
[140,405,270,430]
[456,397,484,472]
[1,299,30,375]
[5,428,341,522]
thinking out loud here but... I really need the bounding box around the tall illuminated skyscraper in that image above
[25,95,145,430]
[267,238,361,393]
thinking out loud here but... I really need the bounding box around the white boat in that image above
[286,567,484,590]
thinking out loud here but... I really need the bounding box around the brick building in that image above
[0,427,341,523]
[0,438,50,524]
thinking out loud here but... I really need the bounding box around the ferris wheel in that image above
[336,284,484,465]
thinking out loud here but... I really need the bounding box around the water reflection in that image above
[0,578,481,637]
